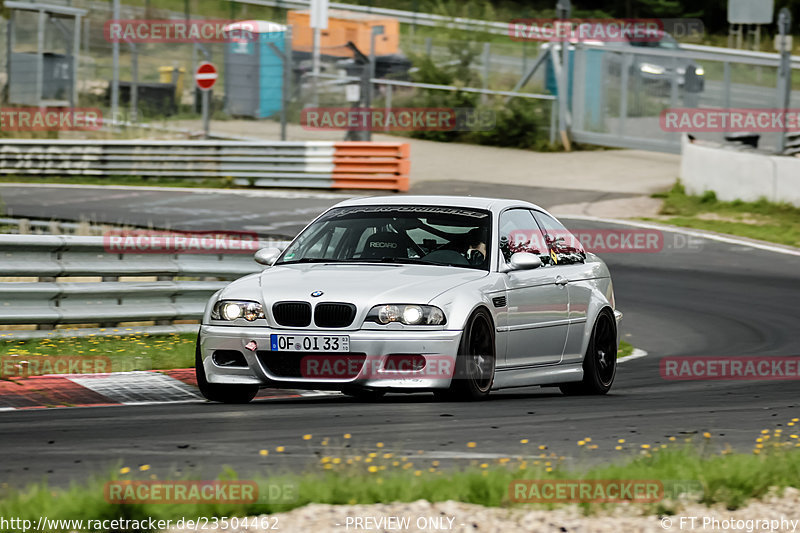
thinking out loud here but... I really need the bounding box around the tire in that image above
[442,308,495,401]
[342,387,386,401]
[195,336,259,404]
[559,310,617,396]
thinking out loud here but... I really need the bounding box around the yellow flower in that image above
[138,465,150,471]
[276,446,285,452]
[368,466,378,473]
[432,460,440,466]
[302,434,312,440]
[344,433,351,439]
[259,449,269,456]
[761,429,770,434]
[703,432,711,439]
[119,467,130,474]
[520,439,529,444]
[641,444,650,449]
[539,445,547,450]
[479,463,488,469]
[615,446,622,451]
[546,467,553,472]
[467,442,476,448]
[376,442,384,448]
[584,438,591,442]
[617,439,625,444]
[577,440,585,446]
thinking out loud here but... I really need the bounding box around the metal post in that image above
[556,0,572,150]
[7,11,16,104]
[425,37,432,57]
[481,42,490,105]
[618,52,630,136]
[282,26,292,141]
[384,83,392,132]
[202,89,210,138]
[311,27,320,106]
[72,15,81,109]
[129,42,138,123]
[111,0,120,124]
[777,8,792,153]
[36,9,45,107]
[723,61,731,110]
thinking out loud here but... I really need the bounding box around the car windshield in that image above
[277,205,492,270]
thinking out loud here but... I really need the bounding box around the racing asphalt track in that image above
[1,183,799,487]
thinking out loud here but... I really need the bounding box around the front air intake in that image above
[314,302,356,328]
[272,301,312,327]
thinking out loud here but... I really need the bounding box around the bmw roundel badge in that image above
[311,290,324,297]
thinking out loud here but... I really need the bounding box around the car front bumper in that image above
[199,325,463,391]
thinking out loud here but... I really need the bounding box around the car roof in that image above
[332,195,547,213]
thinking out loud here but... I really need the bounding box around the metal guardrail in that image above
[0,234,289,329]
[0,140,411,191]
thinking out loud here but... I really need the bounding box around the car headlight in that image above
[694,66,704,76]
[366,304,446,326]
[211,300,265,322]
[639,63,666,75]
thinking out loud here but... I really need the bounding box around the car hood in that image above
[255,263,486,306]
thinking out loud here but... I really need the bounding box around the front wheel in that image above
[195,336,259,404]
[559,310,617,396]
[439,308,495,401]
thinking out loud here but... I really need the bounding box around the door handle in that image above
[554,276,569,286]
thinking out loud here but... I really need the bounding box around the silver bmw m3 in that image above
[196,196,622,403]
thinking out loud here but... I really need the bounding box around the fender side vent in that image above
[492,296,507,308]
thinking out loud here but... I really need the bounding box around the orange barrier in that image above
[332,142,410,192]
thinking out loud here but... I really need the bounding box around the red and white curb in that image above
[0,369,334,410]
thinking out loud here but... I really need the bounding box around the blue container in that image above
[224,20,286,119]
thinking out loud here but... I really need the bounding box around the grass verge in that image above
[2,444,800,527]
[649,181,800,248]
[0,333,196,374]
[617,340,634,359]
[0,335,635,375]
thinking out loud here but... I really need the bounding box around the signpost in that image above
[195,62,218,139]
[310,0,329,107]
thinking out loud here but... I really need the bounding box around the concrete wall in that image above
[680,135,800,207]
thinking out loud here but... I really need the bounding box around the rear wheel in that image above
[195,336,259,404]
[559,310,617,396]
[438,308,495,401]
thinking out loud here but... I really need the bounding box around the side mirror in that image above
[254,247,281,266]
[503,252,542,272]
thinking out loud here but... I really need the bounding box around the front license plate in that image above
[270,334,350,352]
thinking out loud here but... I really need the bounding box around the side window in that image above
[498,209,547,263]
[531,210,586,265]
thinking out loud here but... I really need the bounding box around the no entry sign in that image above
[195,62,218,91]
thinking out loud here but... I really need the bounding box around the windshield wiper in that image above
[364,257,431,265]
[277,258,349,264]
